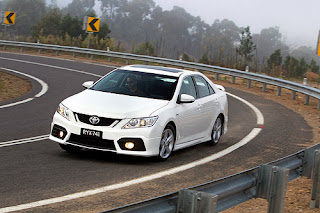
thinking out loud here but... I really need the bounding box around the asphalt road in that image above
[0,52,313,212]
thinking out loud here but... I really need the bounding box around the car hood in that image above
[62,90,169,119]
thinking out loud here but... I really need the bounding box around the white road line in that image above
[227,92,265,126]
[0,135,49,148]
[0,68,49,109]
[0,56,103,77]
[0,93,264,213]
[0,51,118,69]
[0,57,105,109]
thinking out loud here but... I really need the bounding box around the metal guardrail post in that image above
[310,150,320,208]
[277,87,282,96]
[262,83,267,92]
[257,165,289,213]
[248,79,252,89]
[292,91,296,100]
[302,148,317,178]
[177,189,217,213]
[305,95,310,105]
[215,73,219,81]
[231,76,236,84]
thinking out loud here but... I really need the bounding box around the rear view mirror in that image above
[82,81,94,89]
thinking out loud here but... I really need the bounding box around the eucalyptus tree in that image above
[5,0,46,36]
[62,0,96,19]
[236,26,256,69]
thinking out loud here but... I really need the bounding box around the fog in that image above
[153,0,319,48]
[55,0,319,48]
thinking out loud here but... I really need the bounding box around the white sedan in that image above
[49,65,228,160]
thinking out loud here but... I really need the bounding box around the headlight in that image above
[123,116,158,129]
[57,103,71,120]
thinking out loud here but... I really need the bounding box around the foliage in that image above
[135,41,155,56]
[5,0,46,36]
[0,0,318,79]
[236,26,256,68]
[267,49,282,69]
[62,0,96,18]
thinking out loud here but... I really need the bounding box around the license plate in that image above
[81,128,102,138]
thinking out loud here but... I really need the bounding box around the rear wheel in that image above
[209,116,222,146]
[59,144,82,153]
[157,124,175,161]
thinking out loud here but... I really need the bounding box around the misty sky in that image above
[57,0,319,48]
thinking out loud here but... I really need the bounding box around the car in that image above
[49,65,228,160]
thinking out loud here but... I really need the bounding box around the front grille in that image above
[68,134,116,150]
[75,113,118,126]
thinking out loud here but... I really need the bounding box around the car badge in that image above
[89,116,100,125]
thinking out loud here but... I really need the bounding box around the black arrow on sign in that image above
[89,18,98,31]
[6,12,14,24]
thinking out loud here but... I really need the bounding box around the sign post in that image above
[83,16,100,51]
[1,11,16,40]
[317,30,320,56]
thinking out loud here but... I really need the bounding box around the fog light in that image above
[59,131,64,138]
[125,142,135,150]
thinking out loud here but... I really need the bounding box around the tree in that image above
[5,0,46,36]
[62,0,96,18]
[267,49,282,69]
[32,8,62,37]
[253,27,288,65]
[59,14,83,38]
[310,59,320,74]
[236,26,256,69]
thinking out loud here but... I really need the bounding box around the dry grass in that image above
[0,71,32,102]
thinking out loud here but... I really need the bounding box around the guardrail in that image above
[0,40,319,109]
[104,143,320,213]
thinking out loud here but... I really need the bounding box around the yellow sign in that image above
[87,17,100,32]
[4,11,15,25]
[318,31,320,56]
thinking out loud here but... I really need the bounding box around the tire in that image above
[59,144,82,153]
[157,124,175,161]
[209,116,222,146]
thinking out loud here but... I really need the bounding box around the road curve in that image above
[0,52,313,212]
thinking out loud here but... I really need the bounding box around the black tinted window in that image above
[194,76,211,98]
[179,76,197,99]
[91,69,178,100]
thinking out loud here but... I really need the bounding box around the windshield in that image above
[91,69,179,100]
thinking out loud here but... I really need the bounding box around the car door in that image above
[193,75,220,138]
[175,76,204,144]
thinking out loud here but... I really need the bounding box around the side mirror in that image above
[215,84,226,92]
[82,81,94,89]
[179,94,195,104]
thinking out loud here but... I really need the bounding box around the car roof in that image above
[122,65,196,77]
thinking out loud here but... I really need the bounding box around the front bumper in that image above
[49,112,162,157]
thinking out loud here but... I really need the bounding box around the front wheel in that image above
[59,144,82,153]
[209,116,222,146]
[157,124,175,161]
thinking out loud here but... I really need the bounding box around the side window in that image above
[179,76,197,99]
[208,83,215,95]
[194,76,212,98]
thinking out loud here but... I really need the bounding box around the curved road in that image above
[0,52,313,212]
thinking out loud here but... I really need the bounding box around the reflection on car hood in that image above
[62,90,169,119]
